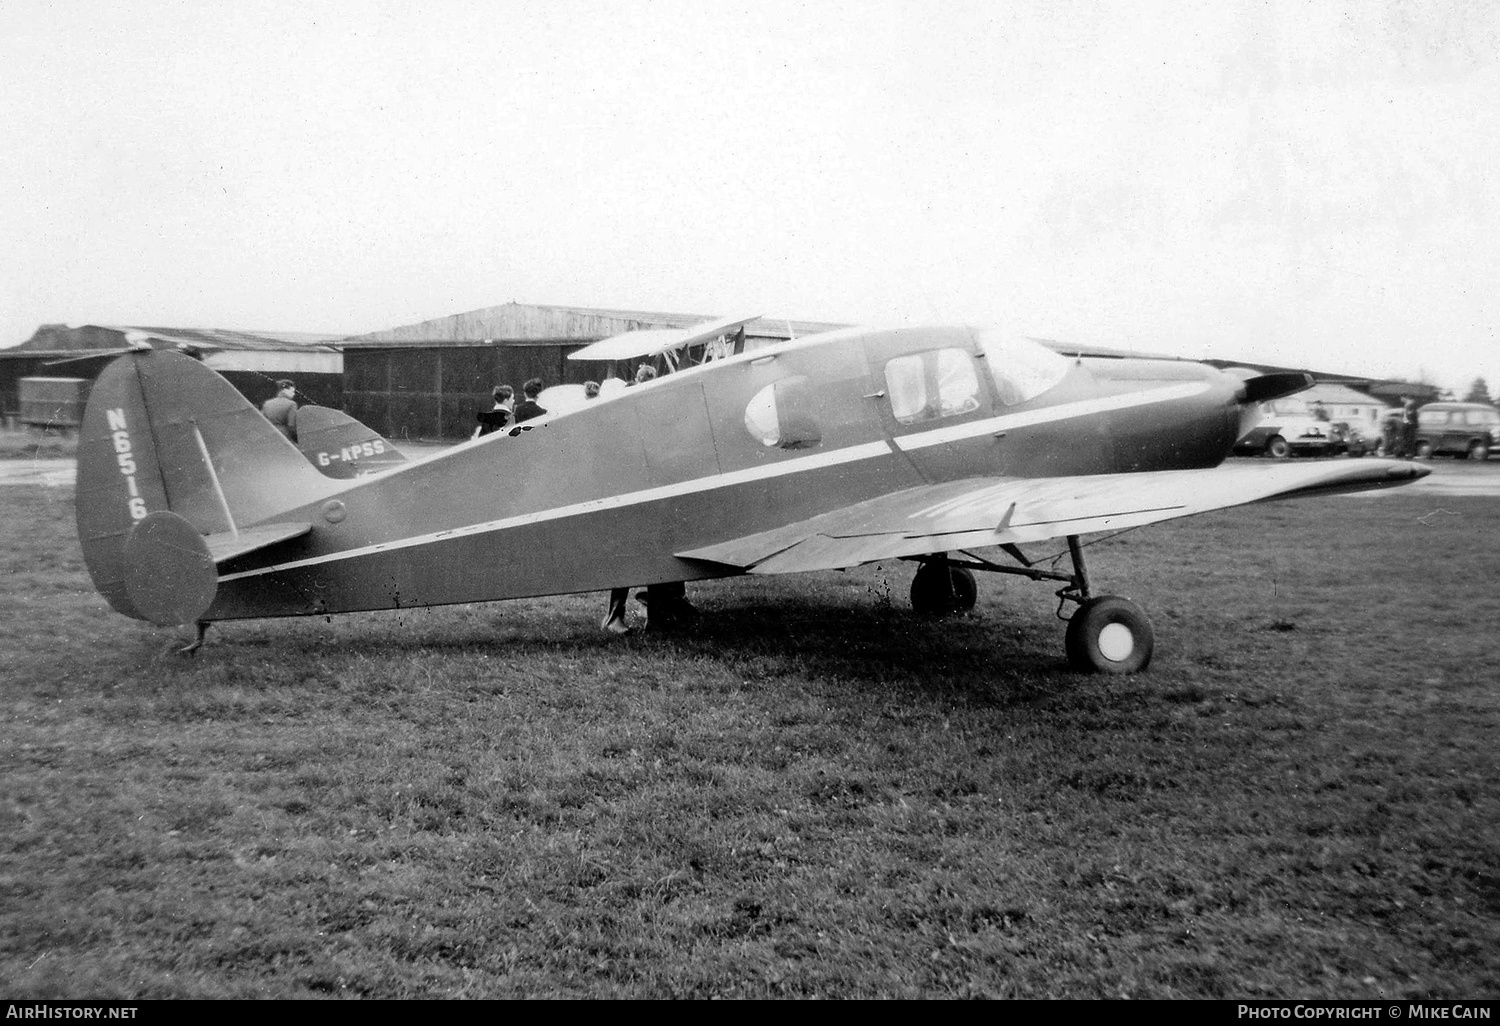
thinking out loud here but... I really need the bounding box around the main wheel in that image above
[951,567,978,611]
[910,562,976,616]
[1266,435,1290,459]
[1064,595,1154,674]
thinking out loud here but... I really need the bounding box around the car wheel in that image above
[1266,435,1290,459]
[1469,440,1489,462]
[1415,440,1434,459]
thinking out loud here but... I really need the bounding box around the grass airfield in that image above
[1,454,1498,998]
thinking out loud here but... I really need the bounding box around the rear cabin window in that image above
[1421,410,1449,426]
[883,349,981,424]
[744,376,822,449]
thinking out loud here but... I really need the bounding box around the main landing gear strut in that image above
[906,535,1154,674]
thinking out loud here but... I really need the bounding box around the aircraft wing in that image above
[677,459,1428,575]
[568,313,761,362]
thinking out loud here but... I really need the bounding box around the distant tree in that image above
[1463,377,1493,404]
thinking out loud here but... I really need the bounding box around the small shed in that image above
[18,377,91,430]
[1268,382,1393,430]
[0,324,345,421]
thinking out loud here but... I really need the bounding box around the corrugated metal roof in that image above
[8,324,343,354]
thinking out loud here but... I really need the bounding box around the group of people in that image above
[471,364,688,634]
[473,377,548,438]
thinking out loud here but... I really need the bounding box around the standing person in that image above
[1400,398,1420,458]
[473,385,514,438]
[513,378,547,424]
[260,380,299,442]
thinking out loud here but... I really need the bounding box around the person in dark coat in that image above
[1400,398,1419,458]
[473,385,514,438]
[512,378,547,424]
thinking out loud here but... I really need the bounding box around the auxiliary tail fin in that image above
[75,350,340,623]
[295,405,408,478]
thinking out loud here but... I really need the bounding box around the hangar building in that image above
[337,302,847,441]
[0,324,344,426]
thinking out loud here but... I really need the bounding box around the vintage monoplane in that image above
[75,320,1427,671]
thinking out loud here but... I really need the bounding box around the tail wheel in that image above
[1468,440,1489,462]
[1065,595,1154,674]
[1266,435,1290,459]
[910,562,977,616]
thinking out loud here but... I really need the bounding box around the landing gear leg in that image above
[1059,535,1154,674]
[178,620,210,656]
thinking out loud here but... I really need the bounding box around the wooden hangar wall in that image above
[340,340,619,442]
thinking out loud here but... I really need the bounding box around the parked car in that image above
[1410,402,1499,460]
[1234,411,1346,458]
[1333,421,1377,457]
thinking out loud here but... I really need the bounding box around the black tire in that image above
[1266,435,1290,459]
[951,567,977,610]
[910,561,976,616]
[1415,440,1434,459]
[1064,595,1154,674]
[1468,440,1489,462]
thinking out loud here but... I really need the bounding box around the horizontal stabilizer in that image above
[206,522,313,565]
[678,459,1430,576]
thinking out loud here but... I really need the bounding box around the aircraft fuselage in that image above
[205,326,1245,620]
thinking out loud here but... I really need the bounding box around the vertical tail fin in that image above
[75,350,340,621]
[295,405,409,478]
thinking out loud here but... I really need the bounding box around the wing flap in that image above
[678,460,1429,575]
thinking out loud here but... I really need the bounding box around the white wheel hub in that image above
[1097,622,1135,662]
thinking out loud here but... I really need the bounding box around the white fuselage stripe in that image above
[218,381,1213,583]
[892,382,1212,451]
[218,441,893,582]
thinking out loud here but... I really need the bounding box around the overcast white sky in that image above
[2,0,1497,394]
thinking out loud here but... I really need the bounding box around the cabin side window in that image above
[974,329,1071,406]
[743,376,822,449]
[882,348,980,424]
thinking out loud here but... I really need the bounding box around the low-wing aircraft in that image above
[75,322,1428,671]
